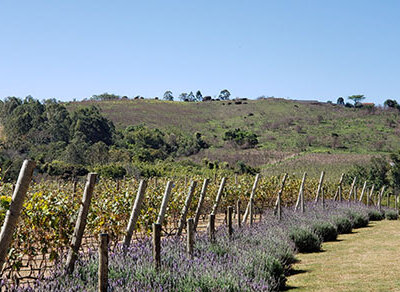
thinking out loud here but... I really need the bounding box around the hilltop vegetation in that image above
[1,95,400,182]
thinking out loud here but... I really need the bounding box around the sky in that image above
[0,0,399,104]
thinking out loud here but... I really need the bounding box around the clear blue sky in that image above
[1,0,399,104]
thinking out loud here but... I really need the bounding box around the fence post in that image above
[378,186,385,211]
[98,233,108,292]
[236,200,241,228]
[153,223,161,269]
[123,180,148,251]
[367,184,375,207]
[65,173,97,274]
[338,173,344,202]
[208,214,215,243]
[194,179,209,232]
[359,181,367,202]
[348,177,357,202]
[321,186,325,209]
[156,181,173,225]
[249,198,254,225]
[242,174,260,224]
[274,173,288,219]
[0,160,35,272]
[227,206,233,237]
[186,218,194,258]
[295,172,307,210]
[177,181,197,236]
[211,177,227,215]
[395,194,399,216]
[73,180,78,194]
[387,193,390,208]
[314,171,325,202]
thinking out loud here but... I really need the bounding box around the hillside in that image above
[66,98,400,179]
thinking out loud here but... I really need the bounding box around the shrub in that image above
[289,227,321,253]
[333,216,352,234]
[368,210,385,221]
[312,222,338,242]
[385,210,399,220]
[95,163,127,180]
[347,211,369,228]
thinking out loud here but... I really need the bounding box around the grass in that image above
[65,98,400,179]
[286,220,400,291]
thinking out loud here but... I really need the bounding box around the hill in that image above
[65,98,400,180]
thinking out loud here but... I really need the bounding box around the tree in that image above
[384,99,398,108]
[163,91,174,101]
[90,93,120,101]
[337,97,344,105]
[348,95,365,105]
[219,89,231,100]
[187,91,195,102]
[195,90,203,102]
[178,92,188,101]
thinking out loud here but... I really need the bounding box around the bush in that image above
[289,227,321,253]
[95,163,127,180]
[368,210,385,221]
[333,217,352,234]
[385,210,399,220]
[347,211,369,228]
[312,222,338,242]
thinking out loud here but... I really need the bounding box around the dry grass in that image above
[287,220,400,291]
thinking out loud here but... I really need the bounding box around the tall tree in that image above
[187,91,195,102]
[348,95,365,105]
[337,97,344,105]
[178,92,188,101]
[163,91,174,101]
[196,90,203,102]
[219,89,231,100]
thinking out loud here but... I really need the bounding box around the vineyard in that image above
[0,160,398,291]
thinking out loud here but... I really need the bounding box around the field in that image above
[66,98,399,179]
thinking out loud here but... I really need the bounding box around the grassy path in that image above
[286,220,400,292]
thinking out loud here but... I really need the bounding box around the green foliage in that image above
[163,91,174,101]
[333,216,352,234]
[385,210,398,220]
[90,92,121,101]
[223,128,258,148]
[235,161,259,175]
[289,227,321,253]
[367,210,385,221]
[347,211,369,228]
[95,163,127,180]
[311,221,338,242]
[347,156,389,188]
[219,89,231,100]
[348,94,365,105]
[41,160,88,179]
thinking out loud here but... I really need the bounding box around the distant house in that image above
[362,103,375,107]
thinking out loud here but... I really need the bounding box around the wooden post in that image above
[236,200,241,228]
[65,173,97,274]
[242,174,260,224]
[295,172,307,210]
[378,186,385,211]
[359,181,367,202]
[186,218,194,258]
[348,177,357,202]
[314,171,325,202]
[156,181,173,225]
[395,194,399,216]
[387,193,390,207]
[234,174,238,184]
[300,182,305,213]
[208,214,215,243]
[338,173,344,202]
[123,180,148,250]
[73,180,78,194]
[98,233,108,292]
[274,173,288,213]
[0,160,35,272]
[194,179,209,232]
[227,206,233,237]
[153,223,161,269]
[211,177,226,215]
[249,198,254,226]
[177,181,197,236]
[354,185,357,202]
[116,180,120,192]
[367,184,375,207]
[321,186,325,209]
